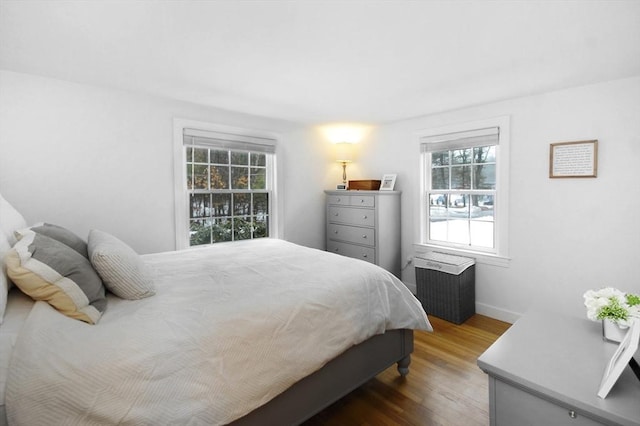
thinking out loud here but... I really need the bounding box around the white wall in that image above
[0,70,330,254]
[3,69,639,324]
[278,125,337,249]
[357,76,640,322]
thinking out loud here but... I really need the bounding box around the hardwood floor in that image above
[303,314,511,426]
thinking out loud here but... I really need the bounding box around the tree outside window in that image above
[186,147,270,246]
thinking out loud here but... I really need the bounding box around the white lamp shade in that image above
[334,142,354,163]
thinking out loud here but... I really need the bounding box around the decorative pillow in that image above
[5,230,106,324]
[88,229,155,300]
[15,222,88,258]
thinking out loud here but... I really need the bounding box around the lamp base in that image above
[341,162,348,187]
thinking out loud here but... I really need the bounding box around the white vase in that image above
[602,319,628,343]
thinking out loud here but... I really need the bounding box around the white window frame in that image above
[173,118,280,250]
[416,116,510,267]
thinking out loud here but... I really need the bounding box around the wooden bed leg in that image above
[397,355,411,376]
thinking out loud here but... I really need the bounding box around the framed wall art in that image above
[549,140,598,178]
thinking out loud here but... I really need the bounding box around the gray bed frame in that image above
[230,328,414,425]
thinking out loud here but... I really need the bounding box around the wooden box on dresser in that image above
[324,190,401,277]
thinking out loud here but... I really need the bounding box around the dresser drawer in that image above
[327,241,376,264]
[328,206,375,227]
[327,194,375,207]
[493,379,605,426]
[348,195,375,207]
[327,194,349,205]
[328,223,375,246]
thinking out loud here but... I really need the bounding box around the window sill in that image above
[413,243,510,268]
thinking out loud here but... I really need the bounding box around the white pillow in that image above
[0,193,27,246]
[88,229,155,300]
[0,235,11,324]
[0,193,28,324]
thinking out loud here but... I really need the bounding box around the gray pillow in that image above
[17,223,88,258]
[5,230,106,324]
[88,230,155,300]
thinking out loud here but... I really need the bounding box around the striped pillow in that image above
[5,230,106,324]
[88,230,155,300]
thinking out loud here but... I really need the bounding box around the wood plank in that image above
[302,314,511,426]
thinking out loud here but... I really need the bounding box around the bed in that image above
[0,194,431,425]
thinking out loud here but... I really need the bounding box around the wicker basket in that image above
[414,253,475,324]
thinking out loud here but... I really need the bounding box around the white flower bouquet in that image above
[583,287,640,328]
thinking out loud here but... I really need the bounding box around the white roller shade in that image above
[183,128,276,153]
[420,127,499,153]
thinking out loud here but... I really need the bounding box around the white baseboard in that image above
[475,302,521,324]
[403,281,520,324]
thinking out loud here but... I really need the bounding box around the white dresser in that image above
[324,190,401,277]
[478,310,640,426]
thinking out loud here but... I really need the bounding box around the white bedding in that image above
[0,290,34,426]
[6,239,430,425]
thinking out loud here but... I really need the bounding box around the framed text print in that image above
[549,140,598,178]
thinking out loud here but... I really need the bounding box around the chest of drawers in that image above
[325,190,401,276]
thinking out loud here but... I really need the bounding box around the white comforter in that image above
[6,239,430,425]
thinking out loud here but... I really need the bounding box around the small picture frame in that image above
[549,140,598,178]
[380,174,397,191]
[597,319,640,399]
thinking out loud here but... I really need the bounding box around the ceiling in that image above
[1,1,639,125]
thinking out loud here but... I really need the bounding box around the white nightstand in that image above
[478,310,640,426]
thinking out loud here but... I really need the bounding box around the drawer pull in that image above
[334,213,339,216]
[362,215,368,219]
[334,248,339,252]
[360,199,365,203]
[362,254,368,258]
[337,198,341,202]
[334,230,338,234]
[362,235,367,239]
[568,410,577,419]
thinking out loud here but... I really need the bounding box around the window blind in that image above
[183,128,276,154]
[420,127,499,153]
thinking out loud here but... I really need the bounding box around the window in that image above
[419,117,509,262]
[174,123,277,249]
